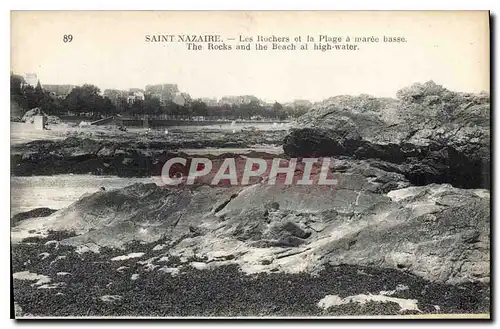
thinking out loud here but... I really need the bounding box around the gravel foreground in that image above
[12,231,490,318]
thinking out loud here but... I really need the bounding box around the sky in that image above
[11,11,490,103]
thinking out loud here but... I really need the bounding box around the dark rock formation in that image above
[11,129,286,177]
[283,84,490,189]
[11,207,58,225]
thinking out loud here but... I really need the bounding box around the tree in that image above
[10,73,25,96]
[271,102,286,119]
[238,100,262,119]
[34,81,46,107]
[220,104,232,118]
[161,100,186,118]
[143,94,162,114]
[115,97,130,114]
[22,85,39,110]
[65,84,116,115]
[191,99,208,117]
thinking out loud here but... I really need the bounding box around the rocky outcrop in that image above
[11,130,287,177]
[11,207,58,225]
[12,176,490,285]
[21,108,46,123]
[283,83,490,189]
[20,107,61,125]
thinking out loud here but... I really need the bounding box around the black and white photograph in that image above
[9,10,491,319]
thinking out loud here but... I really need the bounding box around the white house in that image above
[127,90,145,104]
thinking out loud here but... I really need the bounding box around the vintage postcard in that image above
[10,11,490,319]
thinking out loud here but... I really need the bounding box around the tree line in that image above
[10,74,309,120]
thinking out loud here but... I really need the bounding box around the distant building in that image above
[127,89,145,104]
[291,99,313,108]
[172,92,191,106]
[23,73,39,88]
[201,97,218,106]
[262,102,276,108]
[218,95,262,106]
[103,88,144,105]
[103,89,128,105]
[129,88,145,94]
[43,84,76,98]
[145,84,179,104]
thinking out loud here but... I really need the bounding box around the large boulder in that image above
[11,183,242,250]
[283,82,490,189]
[21,107,46,123]
[20,107,61,126]
[11,176,490,285]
